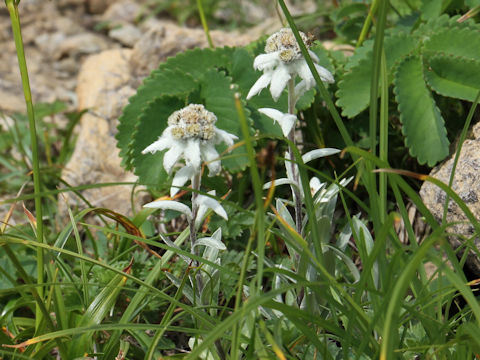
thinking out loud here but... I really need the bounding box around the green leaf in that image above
[423,27,480,60]
[201,69,251,172]
[131,96,185,186]
[68,263,132,358]
[336,33,418,118]
[345,39,375,71]
[424,54,480,101]
[393,55,449,165]
[466,0,480,7]
[117,47,234,168]
[421,0,443,20]
[335,56,373,118]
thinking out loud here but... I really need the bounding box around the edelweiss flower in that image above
[142,104,238,180]
[143,190,228,229]
[263,148,341,199]
[247,27,334,101]
[258,108,297,137]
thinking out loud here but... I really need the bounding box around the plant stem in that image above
[189,171,205,296]
[379,50,388,223]
[196,0,214,48]
[189,172,201,255]
[6,0,45,331]
[287,79,303,235]
[357,0,379,47]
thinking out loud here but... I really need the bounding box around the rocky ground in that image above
[0,0,314,220]
[0,0,283,114]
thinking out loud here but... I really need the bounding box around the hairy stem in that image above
[6,0,45,331]
[287,79,303,235]
[189,172,201,255]
[189,171,204,296]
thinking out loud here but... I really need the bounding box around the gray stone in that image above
[53,33,111,60]
[109,24,142,47]
[420,124,480,276]
[102,0,142,25]
[87,0,116,14]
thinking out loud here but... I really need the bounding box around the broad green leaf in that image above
[421,0,443,20]
[131,96,184,186]
[336,33,417,118]
[424,54,480,101]
[423,27,480,60]
[414,14,480,37]
[345,39,375,71]
[335,56,372,118]
[201,69,251,172]
[394,55,449,165]
[466,0,480,7]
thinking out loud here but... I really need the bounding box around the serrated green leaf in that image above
[423,27,480,60]
[424,54,480,101]
[336,33,418,118]
[201,69,251,172]
[394,56,449,165]
[117,47,234,168]
[345,39,375,71]
[335,56,373,118]
[131,96,185,186]
[414,14,478,36]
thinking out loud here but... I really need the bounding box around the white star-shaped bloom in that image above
[258,108,297,137]
[246,28,334,102]
[143,190,228,230]
[142,104,238,194]
[263,148,341,199]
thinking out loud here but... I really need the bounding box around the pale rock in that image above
[34,32,67,56]
[60,49,139,217]
[53,33,111,60]
[87,0,116,14]
[0,89,26,113]
[131,19,266,77]
[420,123,480,277]
[109,24,142,47]
[102,0,142,25]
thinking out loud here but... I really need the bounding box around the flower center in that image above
[168,104,217,140]
[264,28,309,63]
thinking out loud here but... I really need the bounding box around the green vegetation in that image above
[2,0,480,359]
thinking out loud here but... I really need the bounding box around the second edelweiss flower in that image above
[247,27,334,101]
[142,104,238,176]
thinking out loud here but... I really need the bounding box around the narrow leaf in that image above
[68,262,132,358]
